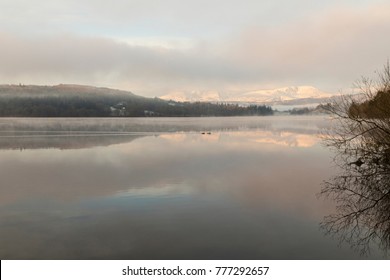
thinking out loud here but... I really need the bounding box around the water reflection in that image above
[0,133,145,150]
[0,116,384,259]
[0,116,326,150]
[321,121,390,256]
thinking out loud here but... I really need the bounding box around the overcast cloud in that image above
[0,0,389,96]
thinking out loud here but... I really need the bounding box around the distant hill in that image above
[0,84,273,117]
[0,84,144,117]
[0,84,137,98]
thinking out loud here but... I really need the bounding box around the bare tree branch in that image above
[320,61,390,256]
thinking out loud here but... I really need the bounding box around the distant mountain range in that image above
[160,86,335,105]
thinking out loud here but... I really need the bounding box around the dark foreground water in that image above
[0,116,385,259]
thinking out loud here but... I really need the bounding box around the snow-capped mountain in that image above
[227,86,333,103]
[160,86,334,104]
[161,90,221,102]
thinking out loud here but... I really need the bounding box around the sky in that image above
[0,0,389,97]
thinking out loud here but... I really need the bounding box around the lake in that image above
[0,116,385,259]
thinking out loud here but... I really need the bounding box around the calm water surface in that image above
[0,116,384,259]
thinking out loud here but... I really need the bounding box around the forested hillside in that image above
[0,84,273,117]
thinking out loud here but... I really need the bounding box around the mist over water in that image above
[0,116,384,259]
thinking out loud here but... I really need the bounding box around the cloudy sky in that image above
[0,0,389,97]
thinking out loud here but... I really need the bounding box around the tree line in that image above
[0,95,273,117]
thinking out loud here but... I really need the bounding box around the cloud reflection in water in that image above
[0,116,383,259]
